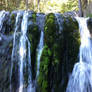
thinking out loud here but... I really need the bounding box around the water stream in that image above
[66,17,92,92]
[36,14,45,78]
[0,10,6,31]
[55,13,63,33]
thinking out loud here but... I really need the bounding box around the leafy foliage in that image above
[61,0,78,13]
[0,0,78,13]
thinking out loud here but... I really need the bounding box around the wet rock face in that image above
[0,11,13,92]
[0,34,13,92]
[87,18,92,37]
[0,11,80,92]
[0,11,42,92]
[38,13,80,92]
[0,12,10,34]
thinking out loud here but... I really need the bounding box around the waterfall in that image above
[0,10,6,31]
[10,11,35,92]
[55,13,63,33]
[11,12,22,61]
[66,17,92,92]
[19,11,28,92]
[27,38,35,92]
[36,14,45,78]
[10,12,22,92]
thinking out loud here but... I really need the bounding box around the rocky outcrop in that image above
[0,11,80,92]
[37,13,80,92]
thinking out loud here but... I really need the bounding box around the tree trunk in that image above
[38,0,40,12]
[78,0,83,17]
[26,0,28,10]
[34,0,36,9]
[5,0,8,10]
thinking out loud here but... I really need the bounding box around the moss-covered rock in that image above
[0,11,81,92]
[38,45,52,92]
[38,13,59,92]
[44,13,58,47]
[28,13,40,79]
[38,13,80,92]
[0,35,13,92]
[9,12,17,35]
[87,18,92,36]
[55,16,80,92]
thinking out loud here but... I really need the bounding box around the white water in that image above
[10,11,35,92]
[12,12,22,60]
[55,13,63,33]
[66,17,92,92]
[19,11,28,92]
[0,10,6,30]
[36,31,44,78]
[27,37,35,92]
[36,14,45,78]
[10,12,22,92]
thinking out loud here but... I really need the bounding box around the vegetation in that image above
[37,13,80,92]
[28,12,40,79]
[0,0,79,13]
[1,0,92,92]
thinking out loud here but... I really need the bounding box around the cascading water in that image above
[10,11,35,92]
[19,11,28,92]
[12,12,21,60]
[55,13,63,33]
[66,17,92,92]
[10,12,22,92]
[1,10,88,92]
[36,14,45,78]
[0,11,6,31]
[27,38,35,92]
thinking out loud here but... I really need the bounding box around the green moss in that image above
[28,24,40,52]
[63,16,80,69]
[28,23,40,79]
[44,13,58,47]
[56,16,80,92]
[87,18,92,35]
[38,13,60,92]
[38,14,80,92]
[86,14,92,17]
[29,12,36,23]
[38,45,52,92]
[11,13,16,26]
[32,13,36,22]
[8,13,16,35]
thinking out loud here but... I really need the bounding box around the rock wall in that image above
[37,14,80,92]
[0,11,80,92]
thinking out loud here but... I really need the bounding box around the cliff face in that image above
[0,11,80,92]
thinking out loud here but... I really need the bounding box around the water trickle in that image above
[36,14,45,78]
[12,12,22,61]
[0,10,6,31]
[66,17,92,92]
[55,13,63,33]
[19,11,28,92]
[10,12,22,92]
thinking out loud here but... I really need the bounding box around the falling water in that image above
[55,13,63,33]
[66,17,92,92]
[12,12,22,60]
[27,38,35,92]
[10,12,22,92]
[0,10,6,31]
[36,14,45,78]
[19,11,28,92]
